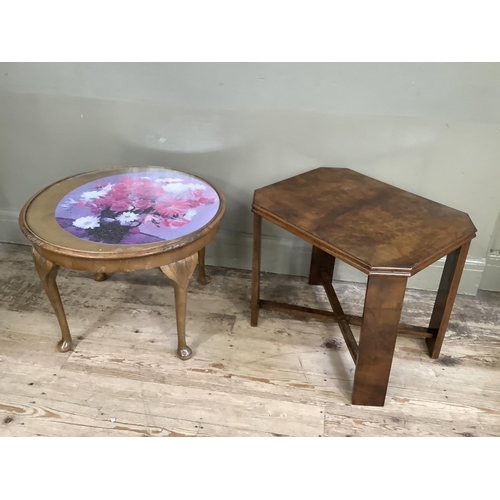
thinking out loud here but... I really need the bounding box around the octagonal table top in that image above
[252,168,476,276]
[20,166,225,259]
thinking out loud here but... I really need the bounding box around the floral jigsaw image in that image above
[55,171,220,244]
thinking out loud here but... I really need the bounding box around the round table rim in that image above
[19,165,226,261]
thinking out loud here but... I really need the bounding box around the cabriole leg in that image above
[32,248,72,352]
[161,253,198,360]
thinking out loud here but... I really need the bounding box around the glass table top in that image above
[55,170,220,245]
[21,166,224,255]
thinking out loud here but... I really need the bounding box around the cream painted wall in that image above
[1,63,499,293]
[492,217,500,250]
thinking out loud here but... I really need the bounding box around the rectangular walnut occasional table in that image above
[251,168,476,407]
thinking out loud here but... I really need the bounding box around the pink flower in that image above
[110,200,132,212]
[155,198,191,218]
[170,218,190,227]
[119,176,136,187]
[92,198,111,208]
[143,214,159,224]
[74,175,216,233]
[186,198,202,209]
[110,183,130,197]
[161,217,190,228]
[198,197,215,205]
[133,199,152,210]
[135,185,164,199]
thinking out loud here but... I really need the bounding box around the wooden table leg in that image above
[197,247,210,285]
[32,248,73,352]
[426,241,470,359]
[352,275,407,406]
[94,273,108,281]
[308,246,335,285]
[251,213,262,327]
[161,253,198,360]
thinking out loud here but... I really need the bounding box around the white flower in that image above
[184,209,197,221]
[116,211,139,225]
[155,177,183,183]
[186,183,206,191]
[81,190,104,202]
[60,198,78,210]
[162,183,188,194]
[73,216,100,229]
[80,184,112,202]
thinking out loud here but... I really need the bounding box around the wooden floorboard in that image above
[0,242,499,436]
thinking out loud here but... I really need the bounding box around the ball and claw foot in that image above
[178,347,193,360]
[57,340,72,352]
[94,273,108,282]
[197,274,211,286]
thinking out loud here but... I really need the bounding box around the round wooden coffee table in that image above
[19,165,226,360]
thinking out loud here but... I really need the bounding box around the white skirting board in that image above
[479,251,500,292]
[1,209,486,295]
[0,210,22,246]
[204,230,485,296]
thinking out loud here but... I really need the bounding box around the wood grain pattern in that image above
[1,243,499,437]
[252,167,476,276]
[427,242,471,358]
[352,275,407,406]
[309,246,335,285]
[251,213,261,327]
[255,302,434,338]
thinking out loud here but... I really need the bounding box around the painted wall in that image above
[492,218,500,250]
[1,63,499,294]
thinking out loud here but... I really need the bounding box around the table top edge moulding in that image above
[19,165,226,263]
[252,167,477,276]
